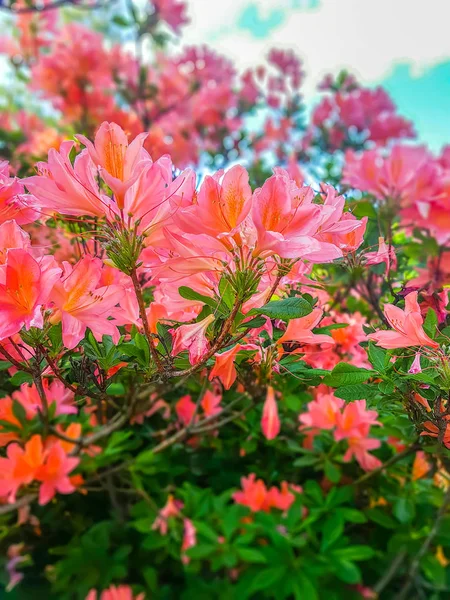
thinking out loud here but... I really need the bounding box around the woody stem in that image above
[130,268,164,373]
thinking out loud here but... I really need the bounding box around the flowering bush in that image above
[0,2,450,600]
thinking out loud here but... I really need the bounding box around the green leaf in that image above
[365,508,397,529]
[393,497,416,524]
[248,297,313,321]
[9,371,33,386]
[323,363,375,387]
[178,286,216,309]
[321,513,344,551]
[423,308,438,338]
[12,398,27,424]
[249,566,287,593]
[367,343,389,372]
[334,384,377,401]
[334,560,361,584]
[324,460,341,483]
[292,573,318,600]
[332,545,375,561]
[236,548,268,564]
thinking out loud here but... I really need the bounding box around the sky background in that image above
[178,0,450,152]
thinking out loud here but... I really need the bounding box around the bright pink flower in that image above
[174,166,252,244]
[85,584,145,600]
[251,169,321,259]
[154,0,189,33]
[201,389,222,417]
[365,237,397,273]
[232,474,271,512]
[24,141,110,218]
[277,308,335,347]
[152,495,184,535]
[175,395,197,426]
[233,474,297,513]
[77,122,150,209]
[181,518,197,564]
[368,291,439,349]
[170,314,214,365]
[0,220,31,265]
[299,393,344,431]
[261,386,280,440]
[50,256,124,349]
[409,352,422,374]
[334,400,380,441]
[343,437,382,471]
[208,344,256,390]
[35,442,80,505]
[0,435,44,503]
[0,249,61,340]
[0,161,39,225]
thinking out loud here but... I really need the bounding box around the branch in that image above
[353,442,420,486]
[130,268,164,373]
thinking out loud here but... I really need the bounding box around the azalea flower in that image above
[261,386,280,440]
[0,249,61,340]
[170,314,214,365]
[368,291,439,349]
[277,308,335,347]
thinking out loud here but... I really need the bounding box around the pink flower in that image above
[277,308,335,347]
[50,256,124,349]
[201,389,222,417]
[170,314,214,365]
[153,0,189,33]
[181,518,197,564]
[409,352,422,374]
[85,585,145,600]
[35,442,80,505]
[0,249,61,340]
[175,395,197,426]
[368,291,439,349]
[208,344,255,389]
[261,386,280,440]
[0,161,39,225]
[174,165,252,245]
[152,495,184,535]
[334,400,380,441]
[365,237,397,273]
[299,393,344,431]
[24,141,110,218]
[251,169,321,259]
[343,437,382,472]
[76,122,150,209]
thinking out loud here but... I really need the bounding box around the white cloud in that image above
[181,0,450,92]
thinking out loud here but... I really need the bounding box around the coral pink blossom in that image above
[50,256,124,349]
[85,585,145,600]
[0,435,44,503]
[0,249,61,340]
[201,389,222,417]
[175,395,197,426]
[152,495,184,535]
[299,393,344,431]
[77,122,149,209]
[35,442,80,505]
[170,314,214,365]
[261,386,280,440]
[174,165,252,244]
[251,169,321,259]
[181,518,197,564]
[365,237,397,273]
[335,400,380,441]
[24,141,110,218]
[0,161,40,225]
[277,308,334,347]
[368,291,439,349]
[343,437,382,471]
[233,474,298,513]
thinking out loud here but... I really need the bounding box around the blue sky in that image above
[181,0,450,151]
